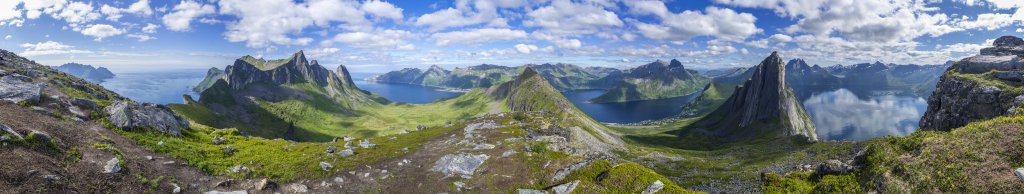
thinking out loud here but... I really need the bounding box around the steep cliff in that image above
[191,67,225,93]
[682,52,816,142]
[920,36,1024,131]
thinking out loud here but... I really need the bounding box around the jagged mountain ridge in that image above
[54,63,115,83]
[589,59,710,103]
[682,52,816,142]
[368,63,622,91]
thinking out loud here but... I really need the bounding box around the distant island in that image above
[54,63,115,83]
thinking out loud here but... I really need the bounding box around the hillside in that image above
[54,63,115,83]
[680,52,816,142]
[590,59,710,103]
[368,63,622,91]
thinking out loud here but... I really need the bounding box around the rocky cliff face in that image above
[920,36,1024,131]
[197,51,379,107]
[686,52,816,141]
[192,67,225,93]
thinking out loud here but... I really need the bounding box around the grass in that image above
[762,171,861,194]
[115,122,464,182]
[170,87,493,141]
[561,160,704,193]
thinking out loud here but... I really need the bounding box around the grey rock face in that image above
[815,159,853,176]
[0,74,44,104]
[431,154,489,178]
[104,157,121,173]
[551,180,580,194]
[517,189,548,194]
[641,180,665,194]
[922,35,1024,131]
[105,100,189,136]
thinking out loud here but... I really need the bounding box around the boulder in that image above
[222,146,236,153]
[71,98,97,110]
[431,154,489,178]
[28,130,51,144]
[0,122,22,139]
[287,183,309,193]
[212,136,226,144]
[337,149,354,157]
[815,159,853,176]
[255,178,275,190]
[103,157,121,173]
[105,100,189,136]
[359,139,376,148]
[326,145,337,153]
[0,74,44,104]
[320,162,333,171]
[171,183,181,193]
[228,164,251,174]
[551,180,580,194]
[640,180,664,194]
[416,125,427,131]
[551,160,590,182]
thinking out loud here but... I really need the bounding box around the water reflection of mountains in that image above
[792,85,929,102]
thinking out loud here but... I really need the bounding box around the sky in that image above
[0,0,1022,73]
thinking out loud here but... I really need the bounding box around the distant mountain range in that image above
[368,61,709,103]
[54,63,114,83]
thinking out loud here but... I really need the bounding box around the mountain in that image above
[681,52,816,142]
[54,63,115,83]
[589,59,710,103]
[784,59,840,87]
[920,35,1024,131]
[191,67,224,93]
[680,67,755,117]
[368,63,621,91]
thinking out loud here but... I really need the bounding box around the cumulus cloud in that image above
[101,0,153,21]
[142,23,159,33]
[524,0,623,36]
[414,0,524,31]
[514,44,553,54]
[55,1,101,25]
[19,41,92,57]
[80,24,125,41]
[218,0,404,48]
[431,28,527,46]
[126,33,155,42]
[631,4,760,42]
[162,0,215,32]
[0,0,21,23]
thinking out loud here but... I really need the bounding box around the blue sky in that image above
[0,0,1022,73]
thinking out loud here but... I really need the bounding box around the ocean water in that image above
[100,69,206,104]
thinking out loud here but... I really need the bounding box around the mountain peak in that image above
[669,59,684,68]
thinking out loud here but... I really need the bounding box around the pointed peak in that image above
[521,67,539,78]
[669,59,684,68]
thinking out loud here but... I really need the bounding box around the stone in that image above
[43,174,60,180]
[517,189,548,194]
[551,180,580,194]
[320,161,333,171]
[641,180,665,194]
[552,160,590,182]
[326,145,336,153]
[288,183,309,193]
[158,141,164,146]
[993,71,1024,82]
[359,139,376,148]
[399,130,410,134]
[212,136,227,144]
[343,141,353,149]
[214,179,234,187]
[222,146,236,153]
[431,154,489,178]
[0,123,22,139]
[501,150,518,157]
[144,156,153,160]
[105,100,189,136]
[255,178,275,190]
[994,36,1024,47]
[1015,168,1024,182]
[816,159,854,176]
[416,125,427,131]
[0,74,44,104]
[332,137,341,142]
[28,130,51,144]
[343,136,354,141]
[228,164,251,174]
[203,191,247,194]
[337,149,354,157]
[472,143,495,150]
[171,183,182,193]
[103,157,121,173]
[71,98,97,110]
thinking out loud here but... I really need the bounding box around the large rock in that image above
[104,157,122,173]
[105,100,189,136]
[0,122,23,139]
[922,35,1024,131]
[640,180,665,194]
[431,154,489,178]
[551,180,580,194]
[0,74,44,104]
[815,159,853,176]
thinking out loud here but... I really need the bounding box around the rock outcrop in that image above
[921,35,1024,131]
[685,52,817,141]
[105,100,190,136]
[0,74,45,104]
[192,67,225,93]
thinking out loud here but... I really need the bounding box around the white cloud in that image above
[4,35,10,40]
[80,24,125,41]
[329,29,415,50]
[414,0,524,31]
[23,0,67,19]
[0,0,21,23]
[361,0,403,20]
[19,41,92,57]
[631,5,760,42]
[162,0,216,32]
[954,13,1024,30]
[126,33,155,42]
[524,0,623,36]
[101,0,153,21]
[55,1,101,25]
[219,0,404,48]
[142,23,159,33]
[431,28,527,46]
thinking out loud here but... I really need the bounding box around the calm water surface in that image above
[100,70,205,104]
[350,72,463,104]
[561,90,700,124]
[801,88,927,141]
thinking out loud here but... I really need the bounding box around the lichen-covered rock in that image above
[551,180,579,194]
[640,180,664,194]
[104,157,121,173]
[815,159,853,176]
[0,74,44,104]
[105,100,189,136]
[431,153,489,178]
